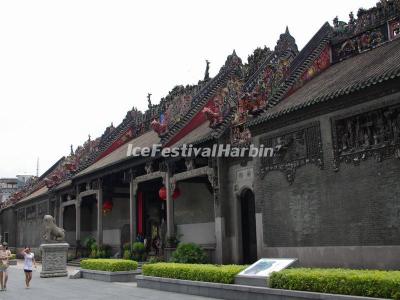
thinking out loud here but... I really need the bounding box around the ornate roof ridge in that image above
[159,50,243,145]
[248,39,400,128]
[1,157,65,210]
[268,23,332,107]
[332,0,400,43]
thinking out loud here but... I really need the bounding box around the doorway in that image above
[240,188,257,264]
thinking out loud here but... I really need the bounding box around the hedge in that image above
[270,268,400,299]
[80,259,138,272]
[142,263,245,284]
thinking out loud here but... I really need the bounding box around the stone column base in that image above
[40,242,69,278]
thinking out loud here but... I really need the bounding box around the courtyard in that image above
[2,263,216,300]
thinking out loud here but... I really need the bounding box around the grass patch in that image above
[270,268,400,299]
[80,258,138,272]
[142,263,246,284]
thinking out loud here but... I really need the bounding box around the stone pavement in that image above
[1,261,218,300]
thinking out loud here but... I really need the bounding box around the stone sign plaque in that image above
[238,258,297,277]
[235,258,298,287]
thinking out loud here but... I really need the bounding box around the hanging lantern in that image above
[159,185,181,200]
[172,186,181,200]
[158,186,167,200]
[102,200,113,215]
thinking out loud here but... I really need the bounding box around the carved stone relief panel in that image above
[26,205,36,220]
[332,104,400,170]
[233,167,254,194]
[259,122,323,184]
[37,201,49,218]
[18,208,26,222]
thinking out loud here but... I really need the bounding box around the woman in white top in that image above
[0,244,10,291]
[21,247,36,288]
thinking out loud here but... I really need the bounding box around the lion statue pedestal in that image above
[40,215,69,278]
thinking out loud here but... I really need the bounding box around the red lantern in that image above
[158,185,181,200]
[102,200,113,215]
[172,187,181,200]
[158,186,167,200]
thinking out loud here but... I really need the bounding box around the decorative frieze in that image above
[18,208,26,221]
[26,205,36,220]
[203,78,243,128]
[37,201,49,218]
[332,24,388,63]
[332,104,400,170]
[259,122,323,184]
[332,0,400,41]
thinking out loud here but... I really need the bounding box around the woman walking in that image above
[21,247,36,288]
[0,244,10,291]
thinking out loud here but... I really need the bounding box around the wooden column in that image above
[129,180,137,245]
[59,205,64,229]
[97,179,103,246]
[165,172,174,238]
[58,196,64,228]
[75,197,81,242]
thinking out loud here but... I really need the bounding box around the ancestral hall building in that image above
[1,1,400,269]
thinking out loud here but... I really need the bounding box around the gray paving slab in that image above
[1,262,218,300]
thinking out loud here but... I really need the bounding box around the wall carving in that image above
[26,205,36,220]
[332,104,400,170]
[18,208,25,221]
[332,0,400,41]
[332,24,388,62]
[389,17,400,39]
[259,122,323,184]
[37,201,49,218]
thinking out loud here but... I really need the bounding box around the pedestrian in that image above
[3,243,11,290]
[21,247,36,288]
[0,244,9,291]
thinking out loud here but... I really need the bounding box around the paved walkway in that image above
[1,261,217,300]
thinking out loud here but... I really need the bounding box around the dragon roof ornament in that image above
[332,0,400,42]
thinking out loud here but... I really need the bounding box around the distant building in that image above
[0,175,34,203]
[0,178,18,203]
[16,175,35,188]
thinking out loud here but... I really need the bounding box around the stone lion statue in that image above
[42,215,65,242]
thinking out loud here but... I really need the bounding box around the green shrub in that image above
[83,236,96,250]
[80,259,138,272]
[88,243,112,258]
[171,243,207,264]
[10,254,16,260]
[147,256,164,264]
[123,243,131,251]
[123,249,131,260]
[142,263,245,284]
[132,242,145,261]
[132,242,145,254]
[270,268,400,299]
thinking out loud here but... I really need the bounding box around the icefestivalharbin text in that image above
[126,143,281,158]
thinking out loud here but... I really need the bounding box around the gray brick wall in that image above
[254,93,400,248]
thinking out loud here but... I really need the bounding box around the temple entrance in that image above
[80,195,97,243]
[63,205,76,246]
[240,188,257,264]
[138,179,165,255]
